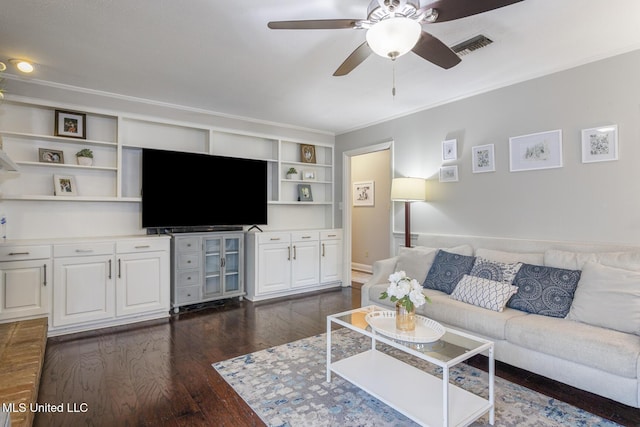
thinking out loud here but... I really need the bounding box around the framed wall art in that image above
[300,144,316,163]
[471,144,495,173]
[38,148,64,164]
[442,139,457,161]
[297,184,313,202]
[581,125,618,163]
[509,129,562,172]
[439,165,458,182]
[353,180,374,206]
[301,170,316,181]
[54,110,86,139]
[53,175,77,196]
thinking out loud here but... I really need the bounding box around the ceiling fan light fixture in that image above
[366,17,421,59]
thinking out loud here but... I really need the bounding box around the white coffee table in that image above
[326,305,495,427]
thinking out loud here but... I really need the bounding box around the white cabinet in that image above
[246,229,342,302]
[320,230,343,284]
[0,245,51,322]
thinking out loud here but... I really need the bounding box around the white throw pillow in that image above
[567,261,640,335]
[475,248,544,265]
[450,274,518,312]
[396,246,438,284]
[544,249,640,270]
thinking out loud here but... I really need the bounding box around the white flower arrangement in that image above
[380,270,430,311]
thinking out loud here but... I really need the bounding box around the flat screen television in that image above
[141,148,267,230]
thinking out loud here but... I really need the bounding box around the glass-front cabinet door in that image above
[223,237,241,294]
[203,234,243,299]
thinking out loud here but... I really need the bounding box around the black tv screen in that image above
[141,148,267,229]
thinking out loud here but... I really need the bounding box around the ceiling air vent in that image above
[451,35,493,56]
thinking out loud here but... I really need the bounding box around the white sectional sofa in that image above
[361,234,640,408]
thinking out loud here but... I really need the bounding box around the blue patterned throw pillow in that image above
[423,250,476,294]
[507,263,581,318]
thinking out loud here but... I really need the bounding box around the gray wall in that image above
[336,49,640,246]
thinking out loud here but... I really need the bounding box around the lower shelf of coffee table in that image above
[330,349,492,427]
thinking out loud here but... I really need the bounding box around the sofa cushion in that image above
[567,261,640,335]
[450,274,518,312]
[469,257,522,284]
[544,248,640,270]
[423,250,475,294]
[476,248,544,265]
[507,263,581,318]
[505,314,640,379]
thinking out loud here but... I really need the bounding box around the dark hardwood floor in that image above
[35,288,639,426]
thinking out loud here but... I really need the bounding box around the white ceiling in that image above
[2,0,640,135]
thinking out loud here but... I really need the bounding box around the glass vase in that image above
[395,301,416,331]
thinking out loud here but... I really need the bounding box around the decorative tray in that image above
[364,311,445,343]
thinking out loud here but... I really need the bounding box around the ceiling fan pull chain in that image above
[392,60,396,98]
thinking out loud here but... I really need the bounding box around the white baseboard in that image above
[351,262,372,273]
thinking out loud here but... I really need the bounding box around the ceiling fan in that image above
[268,0,523,76]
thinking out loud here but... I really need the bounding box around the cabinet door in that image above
[53,255,115,327]
[257,242,291,294]
[291,241,319,288]
[116,251,169,317]
[222,236,243,295]
[320,239,343,284]
[204,237,222,298]
[0,259,50,321]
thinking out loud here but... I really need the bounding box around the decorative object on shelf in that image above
[379,271,430,331]
[54,110,86,139]
[297,183,313,202]
[442,139,457,161]
[76,148,94,166]
[300,144,316,163]
[439,165,458,182]
[301,170,316,181]
[581,125,618,163]
[286,167,297,179]
[53,174,77,196]
[38,148,64,164]
[391,177,427,248]
[472,144,495,173]
[509,129,563,172]
[353,180,374,206]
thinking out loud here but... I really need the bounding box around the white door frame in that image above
[341,140,394,287]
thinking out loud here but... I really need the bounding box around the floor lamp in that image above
[391,177,427,248]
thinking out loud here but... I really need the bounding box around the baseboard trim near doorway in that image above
[351,263,372,273]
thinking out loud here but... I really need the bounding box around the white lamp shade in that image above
[391,177,427,201]
[366,17,422,59]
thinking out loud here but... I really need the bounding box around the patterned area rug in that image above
[213,329,620,427]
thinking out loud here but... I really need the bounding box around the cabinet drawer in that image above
[176,285,201,304]
[291,231,319,242]
[177,252,201,270]
[176,269,200,287]
[0,245,51,261]
[258,232,291,244]
[117,238,169,254]
[320,230,342,240]
[54,242,114,258]
[175,237,200,252]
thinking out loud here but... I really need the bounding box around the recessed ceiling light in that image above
[0,62,6,72]
[9,59,34,73]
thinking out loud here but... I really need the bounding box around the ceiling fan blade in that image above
[412,31,461,69]
[268,19,359,30]
[421,0,523,23]
[333,42,372,76]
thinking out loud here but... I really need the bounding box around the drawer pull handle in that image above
[75,249,94,253]
[187,260,191,264]
[187,276,191,280]
[301,236,312,239]
[135,245,151,249]
[327,234,336,237]
[8,252,29,256]
[270,238,281,241]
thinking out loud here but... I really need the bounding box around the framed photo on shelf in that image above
[509,129,562,172]
[38,148,64,164]
[54,110,87,139]
[301,170,316,181]
[471,144,495,173]
[53,175,77,196]
[297,184,313,202]
[353,180,374,206]
[442,139,457,161]
[581,125,618,163]
[300,144,316,163]
[439,165,458,182]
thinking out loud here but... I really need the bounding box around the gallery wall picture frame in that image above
[439,165,458,182]
[301,170,316,181]
[471,144,495,173]
[54,110,86,139]
[297,183,313,202]
[39,148,64,164]
[53,174,77,196]
[442,139,457,161]
[581,125,618,163]
[353,180,374,206]
[509,129,563,172]
[300,144,316,163]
